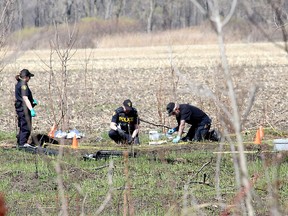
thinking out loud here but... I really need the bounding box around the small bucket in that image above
[149,130,160,141]
[273,139,288,151]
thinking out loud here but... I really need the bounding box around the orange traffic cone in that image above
[254,129,261,145]
[259,126,264,140]
[72,134,78,149]
[48,124,57,138]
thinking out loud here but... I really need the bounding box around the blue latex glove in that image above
[33,99,38,105]
[167,128,176,135]
[173,136,181,143]
[30,108,36,117]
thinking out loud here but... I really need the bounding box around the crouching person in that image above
[166,102,212,143]
[108,99,140,145]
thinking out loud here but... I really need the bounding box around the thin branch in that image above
[195,158,212,178]
[55,158,68,215]
[189,0,207,15]
[139,118,170,129]
[221,0,238,27]
[241,86,258,128]
[95,160,114,215]
[212,0,254,214]
[80,193,88,216]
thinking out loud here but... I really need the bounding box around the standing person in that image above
[166,102,212,143]
[108,99,140,145]
[15,69,38,148]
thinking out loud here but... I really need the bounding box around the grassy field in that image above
[1,41,288,215]
[0,135,288,215]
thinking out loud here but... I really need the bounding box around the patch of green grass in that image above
[0,131,15,141]
[12,27,40,41]
[0,145,288,215]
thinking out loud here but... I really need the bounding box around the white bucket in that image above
[273,139,288,151]
[149,130,160,141]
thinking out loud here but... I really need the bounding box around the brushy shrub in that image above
[8,17,144,49]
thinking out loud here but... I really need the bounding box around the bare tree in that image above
[147,0,156,33]
[186,0,256,215]
[115,0,125,31]
[3,0,286,36]
[104,0,115,20]
[43,21,78,133]
[0,0,16,72]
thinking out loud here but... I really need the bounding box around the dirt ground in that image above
[1,43,288,142]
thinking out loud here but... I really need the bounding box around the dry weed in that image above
[1,43,287,140]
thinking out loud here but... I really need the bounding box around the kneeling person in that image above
[166,102,212,143]
[109,99,140,145]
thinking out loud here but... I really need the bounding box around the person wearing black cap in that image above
[108,99,140,145]
[166,102,212,143]
[15,69,38,148]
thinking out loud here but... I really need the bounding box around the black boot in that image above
[181,136,192,142]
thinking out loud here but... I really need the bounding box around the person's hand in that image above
[33,99,38,105]
[172,136,181,143]
[117,128,126,138]
[167,128,176,135]
[30,108,36,117]
[128,136,134,144]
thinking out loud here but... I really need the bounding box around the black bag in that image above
[206,129,221,142]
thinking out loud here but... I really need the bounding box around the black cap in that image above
[123,99,133,111]
[166,102,175,116]
[20,69,34,78]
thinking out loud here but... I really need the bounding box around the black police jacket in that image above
[15,80,34,112]
[111,107,140,133]
[176,104,211,126]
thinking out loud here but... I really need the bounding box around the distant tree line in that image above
[1,0,288,33]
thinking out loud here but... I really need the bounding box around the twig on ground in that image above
[93,164,110,171]
[193,158,213,178]
[190,181,213,187]
[139,118,170,129]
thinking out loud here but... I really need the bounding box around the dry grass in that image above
[1,42,288,142]
[97,26,219,48]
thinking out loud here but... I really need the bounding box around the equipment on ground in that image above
[83,150,137,161]
[18,145,58,156]
[31,134,59,147]
[167,128,176,135]
[205,129,221,142]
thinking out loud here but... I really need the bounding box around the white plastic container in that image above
[149,130,160,141]
[273,139,288,151]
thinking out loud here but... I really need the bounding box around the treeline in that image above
[2,0,288,33]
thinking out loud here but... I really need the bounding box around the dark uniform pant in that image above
[108,130,139,144]
[16,110,32,146]
[185,117,211,141]
[108,129,130,144]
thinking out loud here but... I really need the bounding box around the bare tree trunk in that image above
[189,0,255,215]
[105,0,114,20]
[89,0,95,17]
[115,0,124,31]
[0,0,16,71]
[162,1,173,30]
[147,0,155,33]
[209,0,254,215]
